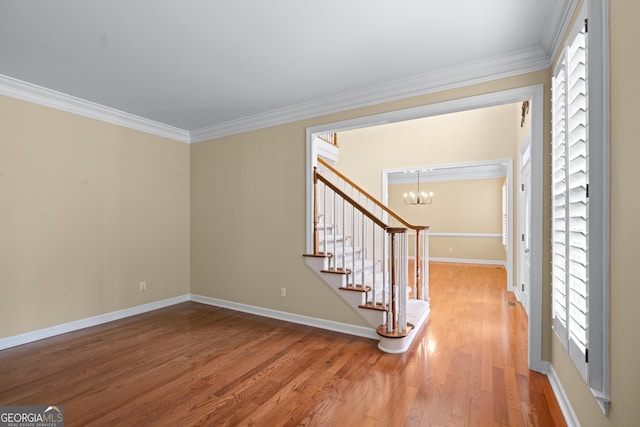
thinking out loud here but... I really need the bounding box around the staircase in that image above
[304,154,430,353]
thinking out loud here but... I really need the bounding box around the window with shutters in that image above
[551,1,610,415]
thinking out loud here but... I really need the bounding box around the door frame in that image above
[306,84,545,372]
[519,138,532,316]
[381,159,513,290]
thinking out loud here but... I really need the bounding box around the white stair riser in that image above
[340,290,367,307]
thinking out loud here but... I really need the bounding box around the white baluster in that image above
[399,230,408,332]
[332,189,337,270]
[423,229,429,302]
[322,184,327,258]
[361,216,366,289]
[351,203,356,286]
[382,227,387,308]
[342,199,347,271]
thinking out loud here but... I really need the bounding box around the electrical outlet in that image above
[448,247,453,253]
[280,287,286,297]
[139,281,147,292]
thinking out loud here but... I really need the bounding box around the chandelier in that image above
[403,170,433,205]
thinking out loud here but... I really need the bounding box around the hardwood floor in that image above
[0,263,566,426]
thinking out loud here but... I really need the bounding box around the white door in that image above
[519,144,532,316]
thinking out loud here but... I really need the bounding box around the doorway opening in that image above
[382,160,513,291]
[306,85,544,372]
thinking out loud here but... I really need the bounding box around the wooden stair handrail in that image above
[317,157,428,232]
[316,172,392,231]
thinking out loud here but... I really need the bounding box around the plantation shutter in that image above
[551,66,568,335]
[551,3,609,412]
[566,26,589,376]
[552,20,589,380]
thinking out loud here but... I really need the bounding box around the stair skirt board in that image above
[304,254,430,353]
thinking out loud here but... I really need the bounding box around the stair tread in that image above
[320,268,351,275]
[339,285,371,293]
[359,302,389,312]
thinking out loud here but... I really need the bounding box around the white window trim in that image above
[552,0,610,415]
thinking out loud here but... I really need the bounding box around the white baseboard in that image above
[544,362,581,427]
[1,293,380,351]
[429,257,506,266]
[0,294,190,350]
[190,294,378,340]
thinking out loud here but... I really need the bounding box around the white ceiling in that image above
[0,1,570,139]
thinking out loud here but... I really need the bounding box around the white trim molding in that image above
[0,295,190,351]
[429,257,506,267]
[545,363,581,427]
[2,45,550,145]
[546,0,581,64]
[190,294,378,340]
[0,74,191,143]
[585,0,611,414]
[191,47,549,142]
[0,294,379,351]
[430,232,502,239]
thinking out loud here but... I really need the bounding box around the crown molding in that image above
[190,46,551,143]
[545,0,580,66]
[0,74,190,143]
[1,45,551,145]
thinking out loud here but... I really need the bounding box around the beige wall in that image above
[547,1,640,426]
[335,103,519,200]
[189,125,367,325]
[388,178,506,261]
[0,95,190,338]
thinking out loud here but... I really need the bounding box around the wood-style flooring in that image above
[0,263,566,426]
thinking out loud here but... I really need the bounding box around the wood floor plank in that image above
[504,365,521,411]
[0,263,567,426]
[492,366,510,425]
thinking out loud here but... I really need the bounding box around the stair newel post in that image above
[387,228,396,332]
[386,227,407,333]
[398,228,408,333]
[421,228,430,303]
[413,227,429,302]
